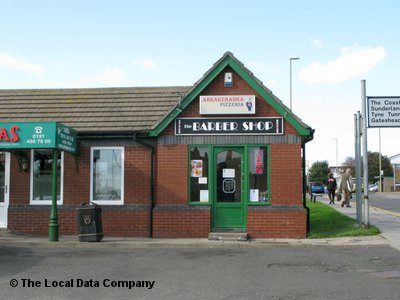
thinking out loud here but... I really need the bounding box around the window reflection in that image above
[32,150,61,201]
[92,148,123,201]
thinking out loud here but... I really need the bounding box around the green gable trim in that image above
[148,59,229,137]
[149,54,312,138]
[229,59,311,137]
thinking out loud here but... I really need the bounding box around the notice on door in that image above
[223,169,235,178]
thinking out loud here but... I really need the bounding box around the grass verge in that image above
[307,199,380,239]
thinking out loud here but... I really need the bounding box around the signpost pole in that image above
[355,111,362,225]
[361,80,369,227]
[49,148,59,241]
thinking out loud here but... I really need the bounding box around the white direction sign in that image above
[367,97,400,128]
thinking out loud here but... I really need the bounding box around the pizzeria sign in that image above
[200,95,256,115]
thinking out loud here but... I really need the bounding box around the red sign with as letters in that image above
[0,126,20,142]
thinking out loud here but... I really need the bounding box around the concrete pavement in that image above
[0,196,398,251]
[315,194,400,251]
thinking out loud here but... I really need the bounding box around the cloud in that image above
[79,68,125,86]
[300,46,386,84]
[0,52,45,74]
[132,58,157,70]
[311,38,323,49]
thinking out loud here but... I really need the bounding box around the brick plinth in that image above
[8,205,150,237]
[153,206,211,238]
[247,208,307,239]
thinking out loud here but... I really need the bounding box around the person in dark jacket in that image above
[326,173,337,204]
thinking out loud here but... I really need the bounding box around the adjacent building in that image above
[0,52,314,238]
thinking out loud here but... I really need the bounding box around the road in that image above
[367,192,400,214]
[1,245,400,299]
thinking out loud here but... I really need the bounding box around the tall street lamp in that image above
[289,57,300,111]
[379,128,382,192]
[333,138,338,177]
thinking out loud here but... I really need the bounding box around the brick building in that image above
[0,52,314,239]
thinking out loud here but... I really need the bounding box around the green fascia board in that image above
[149,54,312,138]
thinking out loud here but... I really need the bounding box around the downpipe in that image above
[134,135,155,238]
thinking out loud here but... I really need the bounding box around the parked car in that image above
[368,184,379,192]
[309,182,325,194]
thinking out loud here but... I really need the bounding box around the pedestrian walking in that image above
[326,173,337,204]
[340,168,354,207]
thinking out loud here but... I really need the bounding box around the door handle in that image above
[1,185,7,193]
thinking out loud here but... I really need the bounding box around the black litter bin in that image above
[77,203,103,242]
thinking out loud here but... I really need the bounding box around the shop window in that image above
[90,147,124,204]
[30,149,63,204]
[249,146,269,203]
[189,146,209,203]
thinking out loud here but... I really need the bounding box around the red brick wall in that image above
[247,210,307,239]
[153,209,210,238]
[101,210,149,237]
[246,142,305,238]
[155,144,188,205]
[7,145,151,237]
[270,144,303,205]
[9,152,30,204]
[8,207,150,237]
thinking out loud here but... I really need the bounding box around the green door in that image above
[212,147,246,229]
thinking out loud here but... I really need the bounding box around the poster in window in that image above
[199,177,207,184]
[191,160,203,177]
[200,190,209,202]
[250,189,259,202]
[251,148,264,175]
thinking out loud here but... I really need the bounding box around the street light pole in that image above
[379,128,382,192]
[289,57,300,111]
[333,138,338,177]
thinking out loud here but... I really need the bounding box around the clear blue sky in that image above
[1,0,400,169]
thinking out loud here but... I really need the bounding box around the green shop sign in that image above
[0,122,77,154]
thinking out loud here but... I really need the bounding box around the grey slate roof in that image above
[0,87,190,134]
[0,52,312,139]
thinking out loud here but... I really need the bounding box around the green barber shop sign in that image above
[0,122,77,154]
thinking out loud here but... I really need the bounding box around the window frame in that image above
[188,145,212,205]
[90,146,124,205]
[187,144,270,206]
[247,145,270,206]
[30,149,64,205]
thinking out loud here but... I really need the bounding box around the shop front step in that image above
[208,231,248,241]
